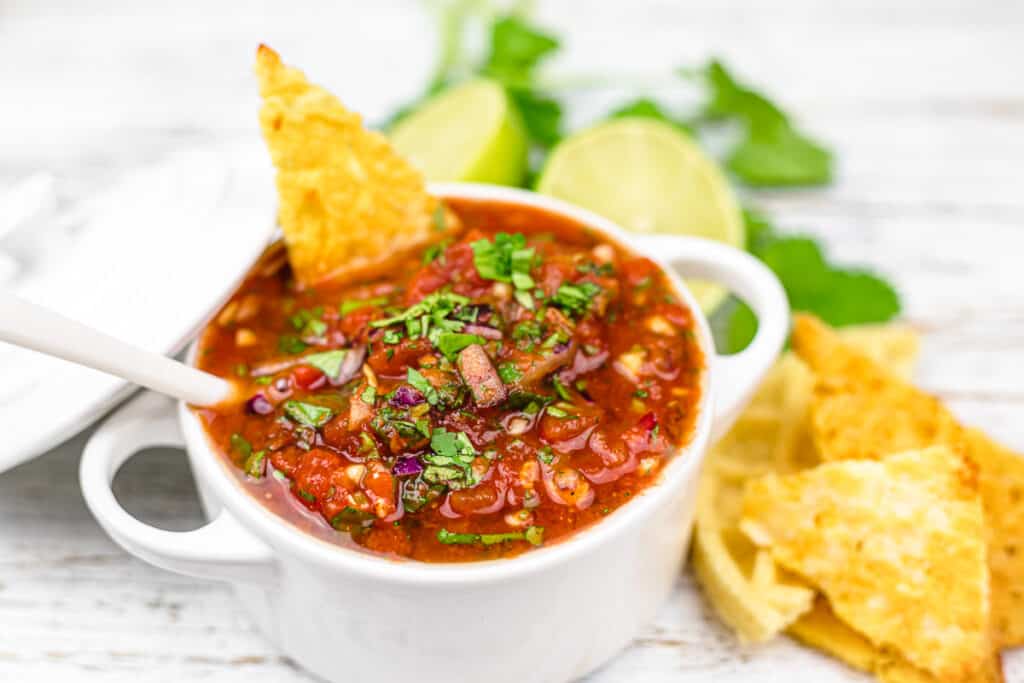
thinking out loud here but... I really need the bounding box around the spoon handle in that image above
[0,292,232,406]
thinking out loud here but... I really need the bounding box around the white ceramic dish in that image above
[80,183,788,683]
[0,144,276,472]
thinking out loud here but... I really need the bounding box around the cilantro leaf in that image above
[697,60,833,187]
[497,362,522,384]
[303,350,346,380]
[423,428,479,490]
[508,87,563,150]
[436,332,486,361]
[724,211,900,352]
[552,281,601,316]
[406,368,441,406]
[482,15,560,85]
[340,296,389,316]
[283,400,334,428]
[369,291,469,330]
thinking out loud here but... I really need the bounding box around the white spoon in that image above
[0,292,232,406]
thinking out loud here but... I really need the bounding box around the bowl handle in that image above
[80,392,276,584]
[632,235,789,440]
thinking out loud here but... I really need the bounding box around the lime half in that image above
[390,79,528,186]
[536,118,745,312]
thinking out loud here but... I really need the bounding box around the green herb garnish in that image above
[552,281,601,316]
[283,400,334,428]
[497,362,522,384]
[230,433,252,459]
[406,368,441,407]
[437,525,545,546]
[304,349,346,380]
[436,332,486,361]
[277,335,308,354]
[340,296,389,316]
[422,428,479,490]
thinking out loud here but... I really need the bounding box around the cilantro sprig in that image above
[722,210,901,352]
[437,526,545,547]
[422,428,480,490]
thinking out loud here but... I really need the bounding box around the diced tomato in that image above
[292,448,344,510]
[292,364,326,390]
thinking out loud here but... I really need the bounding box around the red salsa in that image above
[195,199,704,562]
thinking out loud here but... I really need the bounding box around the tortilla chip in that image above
[967,428,1024,647]
[255,45,454,285]
[693,325,922,643]
[791,314,965,462]
[789,600,1004,683]
[740,446,991,682]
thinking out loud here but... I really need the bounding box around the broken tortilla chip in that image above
[789,599,1004,683]
[255,45,455,285]
[693,324,921,644]
[791,314,965,463]
[966,428,1024,647]
[740,446,991,682]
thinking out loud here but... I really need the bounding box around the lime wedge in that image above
[536,118,745,312]
[390,79,528,186]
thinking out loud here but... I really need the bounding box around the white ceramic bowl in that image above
[81,183,788,683]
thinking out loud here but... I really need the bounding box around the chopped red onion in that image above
[462,324,503,340]
[331,345,366,386]
[251,357,300,377]
[245,393,275,415]
[389,385,424,407]
[392,456,424,477]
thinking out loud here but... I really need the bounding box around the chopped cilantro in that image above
[370,291,469,331]
[297,489,316,504]
[361,386,377,405]
[536,446,555,464]
[514,290,535,310]
[330,507,373,530]
[497,362,522,384]
[289,307,324,332]
[230,433,252,459]
[436,332,486,361]
[303,350,346,380]
[552,282,601,316]
[422,239,450,265]
[277,335,308,354]
[546,405,573,419]
[513,320,543,341]
[243,450,266,478]
[283,400,334,428]
[633,389,649,399]
[437,526,545,546]
[255,376,273,386]
[423,428,479,490]
[407,368,441,406]
[471,233,536,291]
[552,376,572,401]
[340,296,389,316]
[382,329,404,345]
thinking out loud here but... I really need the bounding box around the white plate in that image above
[0,142,276,473]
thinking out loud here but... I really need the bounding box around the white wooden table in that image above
[1,1,1022,680]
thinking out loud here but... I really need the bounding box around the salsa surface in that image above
[195,199,704,562]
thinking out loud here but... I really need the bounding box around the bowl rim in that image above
[179,182,717,585]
